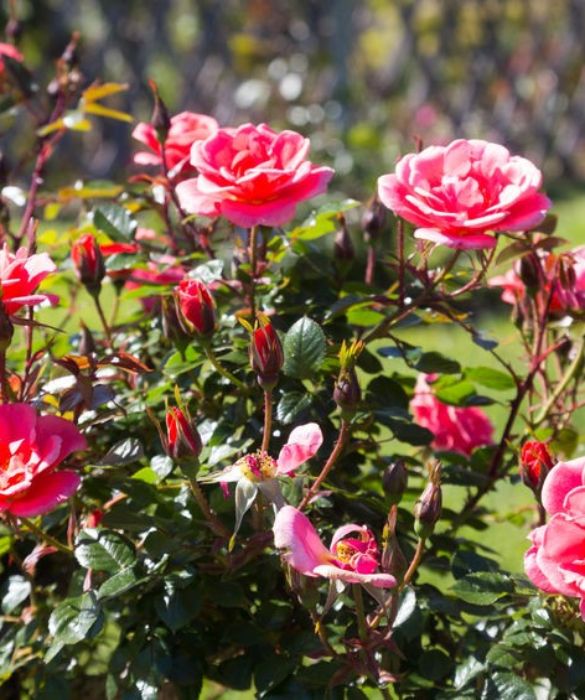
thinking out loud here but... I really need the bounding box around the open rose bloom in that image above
[0,246,57,314]
[204,423,323,541]
[132,111,219,177]
[411,374,493,456]
[525,457,585,618]
[273,506,396,589]
[0,404,86,517]
[378,139,550,249]
[176,122,334,227]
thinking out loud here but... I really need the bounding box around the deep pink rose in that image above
[0,404,86,517]
[0,43,23,73]
[176,123,334,228]
[410,374,494,456]
[378,139,551,249]
[273,506,396,588]
[132,111,219,176]
[524,456,585,618]
[0,245,57,315]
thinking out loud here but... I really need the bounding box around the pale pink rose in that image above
[132,111,219,176]
[0,245,57,314]
[489,246,585,315]
[410,374,494,456]
[378,139,551,249]
[276,422,323,475]
[524,456,585,618]
[176,123,334,228]
[0,43,23,73]
[0,404,86,517]
[273,506,396,588]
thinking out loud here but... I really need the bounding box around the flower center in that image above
[237,450,277,482]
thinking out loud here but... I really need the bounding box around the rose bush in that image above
[0,30,583,700]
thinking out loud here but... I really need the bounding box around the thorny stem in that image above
[299,419,350,510]
[401,538,426,590]
[261,390,273,453]
[187,478,230,539]
[92,293,112,347]
[534,335,585,426]
[248,225,259,321]
[18,517,73,555]
[204,345,248,391]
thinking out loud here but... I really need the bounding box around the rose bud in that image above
[334,217,355,262]
[148,80,171,142]
[176,278,216,338]
[362,196,386,240]
[520,440,554,492]
[382,459,408,505]
[414,462,442,538]
[519,254,541,291]
[333,367,361,413]
[165,407,202,461]
[72,233,106,296]
[250,321,284,390]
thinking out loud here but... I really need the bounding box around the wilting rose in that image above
[176,122,334,227]
[273,506,396,588]
[378,139,550,249]
[490,246,585,316]
[132,111,218,176]
[176,278,216,337]
[0,245,57,315]
[0,43,23,73]
[205,423,323,541]
[0,404,86,517]
[524,456,585,618]
[410,374,493,456]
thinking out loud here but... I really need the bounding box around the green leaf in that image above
[93,203,137,241]
[150,455,173,480]
[96,438,143,467]
[154,577,200,632]
[1,575,31,614]
[466,367,515,391]
[47,594,104,659]
[383,417,434,446]
[290,199,359,241]
[283,317,326,379]
[433,377,476,406]
[454,656,485,690]
[451,572,515,606]
[488,671,536,700]
[75,528,136,573]
[97,567,138,600]
[277,391,312,424]
[188,259,224,284]
[415,351,460,374]
[393,587,416,628]
[418,648,452,681]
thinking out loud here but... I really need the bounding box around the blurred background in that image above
[4,0,585,203]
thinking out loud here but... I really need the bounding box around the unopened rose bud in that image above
[382,530,408,581]
[0,302,14,352]
[519,254,541,291]
[414,463,442,538]
[333,367,361,414]
[78,323,97,356]
[176,278,216,338]
[362,196,386,240]
[148,80,171,143]
[520,440,554,493]
[162,296,189,347]
[250,321,284,390]
[383,459,408,505]
[558,255,577,293]
[334,218,355,262]
[72,234,106,296]
[165,407,202,461]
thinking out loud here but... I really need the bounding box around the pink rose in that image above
[0,43,23,73]
[0,404,86,517]
[0,245,57,315]
[132,111,219,176]
[273,506,396,588]
[524,456,585,618]
[377,139,551,249]
[176,123,334,228]
[410,374,494,456]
